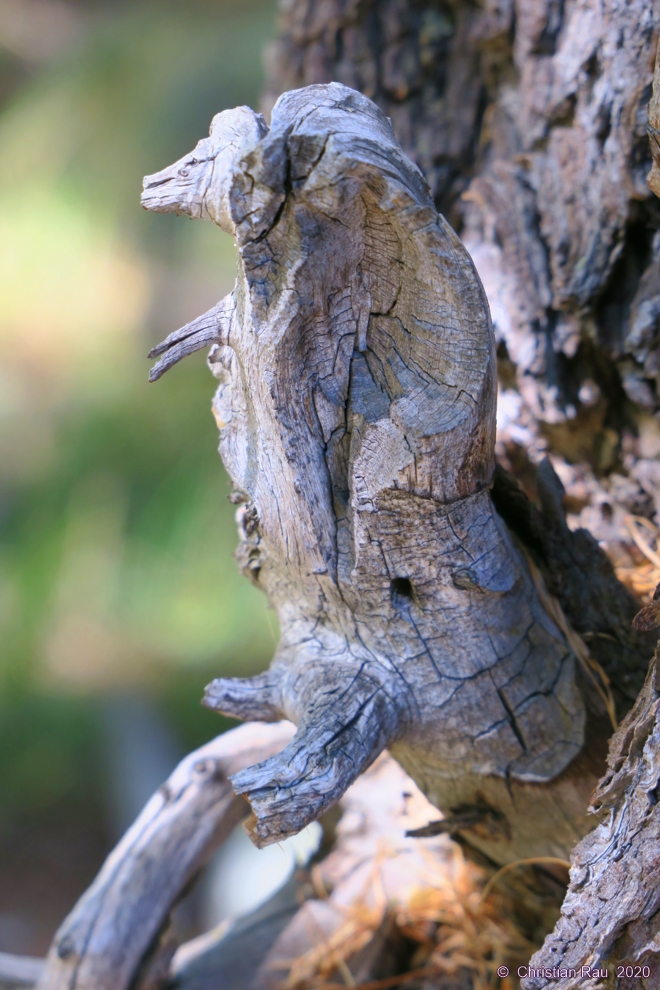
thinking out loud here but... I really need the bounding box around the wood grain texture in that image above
[35,721,295,990]
[142,83,599,864]
[265,0,660,579]
[461,0,658,427]
[521,648,660,990]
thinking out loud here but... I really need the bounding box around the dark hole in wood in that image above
[391,577,414,608]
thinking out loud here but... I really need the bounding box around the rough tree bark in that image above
[521,44,660,990]
[264,0,659,473]
[255,0,660,981]
[263,0,660,694]
[139,77,641,871]
[32,3,660,986]
[520,645,660,990]
[266,0,660,660]
[252,3,660,978]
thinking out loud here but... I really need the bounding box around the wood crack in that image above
[142,82,591,861]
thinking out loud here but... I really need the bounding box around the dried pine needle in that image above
[614,516,660,602]
[277,843,541,990]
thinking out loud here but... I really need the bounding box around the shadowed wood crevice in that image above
[492,460,655,715]
[648,40,660,199]
[141,82,608,865]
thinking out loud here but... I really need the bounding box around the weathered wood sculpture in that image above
[141,83,602,866]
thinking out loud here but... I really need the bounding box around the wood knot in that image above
[191,757,223,782]
[228,489,249,505]
[57,935,75,960]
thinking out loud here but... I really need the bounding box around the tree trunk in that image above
[218,0,658,845]
[520,645,660,990]
[254,0,660,980]
[263,0,660,637]
[32,3,660,985]
[137,30,652,878]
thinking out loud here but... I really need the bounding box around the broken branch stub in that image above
[142,83,589,859]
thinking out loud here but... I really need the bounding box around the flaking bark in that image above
[521,649,660,990]
[648,40,660,199]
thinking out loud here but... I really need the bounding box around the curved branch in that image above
[148,295,235,381]
[35,721,295,990]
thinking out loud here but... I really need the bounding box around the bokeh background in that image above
[0,0,281,954]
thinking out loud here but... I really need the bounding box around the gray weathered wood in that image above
[171,750,460,990]
[0,953,43,990]
[521,647,660,990]
[35,721,295,990]
[25,8,660,989]
[141,83,609,866]
[265,0,658,466]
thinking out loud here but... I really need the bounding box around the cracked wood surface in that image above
[34,722,295,990]
[521,648,660,990]
[265,0,660,634]
[265,0,659,432]
[170,751,458,990]
[141,83,602,866]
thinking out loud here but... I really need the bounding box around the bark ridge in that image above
[522,649,660,990]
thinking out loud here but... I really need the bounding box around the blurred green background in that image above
[0,0,278,953]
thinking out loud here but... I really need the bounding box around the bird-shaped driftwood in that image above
[142,83,595,865]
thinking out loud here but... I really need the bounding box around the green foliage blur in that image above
[0,1,277,839]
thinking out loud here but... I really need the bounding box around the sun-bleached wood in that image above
[35,721,295,990]
[0,952,43,989]
[140,83,605,865]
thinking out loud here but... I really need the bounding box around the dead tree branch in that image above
[140,83,621,866]
[35,721,295,990]
[0,953,43,990]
